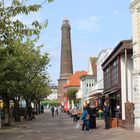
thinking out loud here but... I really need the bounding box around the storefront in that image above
[102,40,133,121]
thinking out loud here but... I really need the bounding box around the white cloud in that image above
[112,10,123,16]
[75,16,100,33]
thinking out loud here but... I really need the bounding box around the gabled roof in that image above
[89,57,97,76]
[96,49,113,64]
[102,39,132,69]
[64,71,87,87]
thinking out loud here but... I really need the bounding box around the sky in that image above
[9,0,132,85]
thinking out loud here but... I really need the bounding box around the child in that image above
[98,109,103,119]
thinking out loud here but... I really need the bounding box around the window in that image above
[111,59,118,86]
[104,67,111,89]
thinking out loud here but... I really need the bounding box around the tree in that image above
[0,0,52,125]
[41,99,60,106]
[67,88,78,103]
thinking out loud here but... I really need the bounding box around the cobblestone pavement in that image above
[0,110,140,140]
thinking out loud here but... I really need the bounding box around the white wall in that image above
[47,88,58,100]
[121,56,126,120]
[121,54,133,120]
[127,54,133,102]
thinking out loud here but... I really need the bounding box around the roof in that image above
[96,49,113,64]
[90,57,97,76]
[80,75,97,80]
[64,71,87,87]
[102,39,132,69]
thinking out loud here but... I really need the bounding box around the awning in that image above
[88,89,103,97]
[102,88,120,95]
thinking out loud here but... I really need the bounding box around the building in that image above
[87,57,97,75]
[58,18,73,101]
[102,40,133,123]
[79,57,97,106]
[130,0,140,131]
[64,71,87,110]
[88,49,113,107]
[47,85,58,100]
[80,75,96,106]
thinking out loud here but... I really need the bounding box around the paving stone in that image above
[0,110,140,140]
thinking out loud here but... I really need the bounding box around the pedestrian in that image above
[10,106,14,119]
[41,105,44,113]
[51,106,55,117]
[27,104,32,121]
[98,108,103,119]
[86,103,93,128]
[55,106,59,116]
[91,107,97,128]
[72,107,78,122]
[103,102,110,129]
[115,105,120,118]
[81,106,90,131]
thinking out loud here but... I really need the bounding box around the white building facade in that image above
[130,0,140,131]
[47,85,58,100]
[88,49,113,106]
[81,75,96,105]
[120,53,133,120]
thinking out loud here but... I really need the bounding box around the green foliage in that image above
[0,0,54,126]
[0,0,54,47]
[0,0,52,103]
[67,88,78,101]
[41,99,60,106]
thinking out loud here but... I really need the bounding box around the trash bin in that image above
[111,118,118,128]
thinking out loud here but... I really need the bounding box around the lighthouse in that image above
[58,18,73,101]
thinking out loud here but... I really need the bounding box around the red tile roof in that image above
[64,71,87,87]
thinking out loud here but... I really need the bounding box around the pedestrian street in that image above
[0,110,140,140]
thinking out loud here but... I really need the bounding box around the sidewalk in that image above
[90,119,140,140]
[0,111,140,140]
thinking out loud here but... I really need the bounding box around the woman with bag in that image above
[81,106,90,131]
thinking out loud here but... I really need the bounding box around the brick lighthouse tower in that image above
[58,18,73,101]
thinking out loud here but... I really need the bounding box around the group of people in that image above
[50,106,59,117]
[27,104,44,121]
[80,103,96,132]
[80,102,111,132]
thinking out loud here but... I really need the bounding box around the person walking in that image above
[27,105,32,121]
[41,105,44,113]
[86,103,93,129]
[72,107,78,122]
[55,106,59,116]
[98,108,103,119]
[103,102,110,129]
[81,106,90,132]
[51,106,55,117]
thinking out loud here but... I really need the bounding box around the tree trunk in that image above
[13,100,20,122]
[4,99,11,126]
[38,100,41,114]
[34,101,38,114]
[24,99,29,120]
